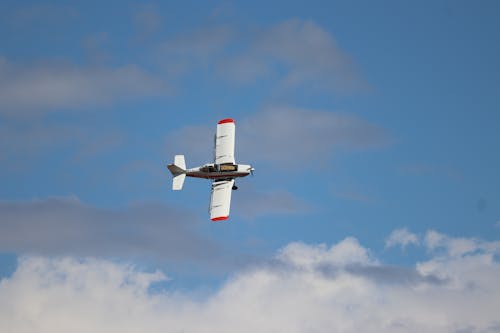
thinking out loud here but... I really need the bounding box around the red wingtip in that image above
[218,118,235,125]
[211,216,229,222]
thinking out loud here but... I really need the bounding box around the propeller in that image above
[248,167,255,176]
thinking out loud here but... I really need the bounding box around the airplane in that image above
[167,118,254,221]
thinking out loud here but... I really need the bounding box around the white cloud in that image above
[424,230,500,258]
[277,237,374,269]
[1,232,499,333]
[385,228,420,249]
[167,106,389,167]
[0,57,167,115]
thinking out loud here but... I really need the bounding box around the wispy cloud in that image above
[0,57,167,115]
[239,107,388,164]
[334,190,372,203]
[159,25,233,77]
[81,32,113,64]
[247,19,365,92]
[400,163,463,181]
[1,231,499,332]
[160,19,366,92]
[132,3,163,37]
[5,3,79,27]
[1,18,363,116]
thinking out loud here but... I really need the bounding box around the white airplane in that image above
[167,118,254,221]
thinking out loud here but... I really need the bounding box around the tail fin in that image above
[167,155,186,190]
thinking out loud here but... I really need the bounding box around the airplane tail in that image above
[167,155,186,190]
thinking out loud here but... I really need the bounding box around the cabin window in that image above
[220,164,237,172]
[200,165,217,173]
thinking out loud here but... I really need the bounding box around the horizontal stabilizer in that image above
[172,173,186,190]
[174,155,186,170]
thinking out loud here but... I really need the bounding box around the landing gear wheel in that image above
[232,185,238,190]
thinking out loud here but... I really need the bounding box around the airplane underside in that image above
[186,168,251,180]
[167,118,254,221]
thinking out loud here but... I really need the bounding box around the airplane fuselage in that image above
[186,163,253,180]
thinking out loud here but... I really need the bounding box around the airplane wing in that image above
[209,179,234,221]
[214,118,235,164]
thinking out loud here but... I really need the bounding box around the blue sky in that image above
[1,1,500,331]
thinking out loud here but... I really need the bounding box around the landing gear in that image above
[232,184,238,190]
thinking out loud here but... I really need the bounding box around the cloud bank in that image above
[1,231,499,333]
[0,197,220,262]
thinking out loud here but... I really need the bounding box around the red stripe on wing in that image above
[218,118,235,124]
[211,216,229,222]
